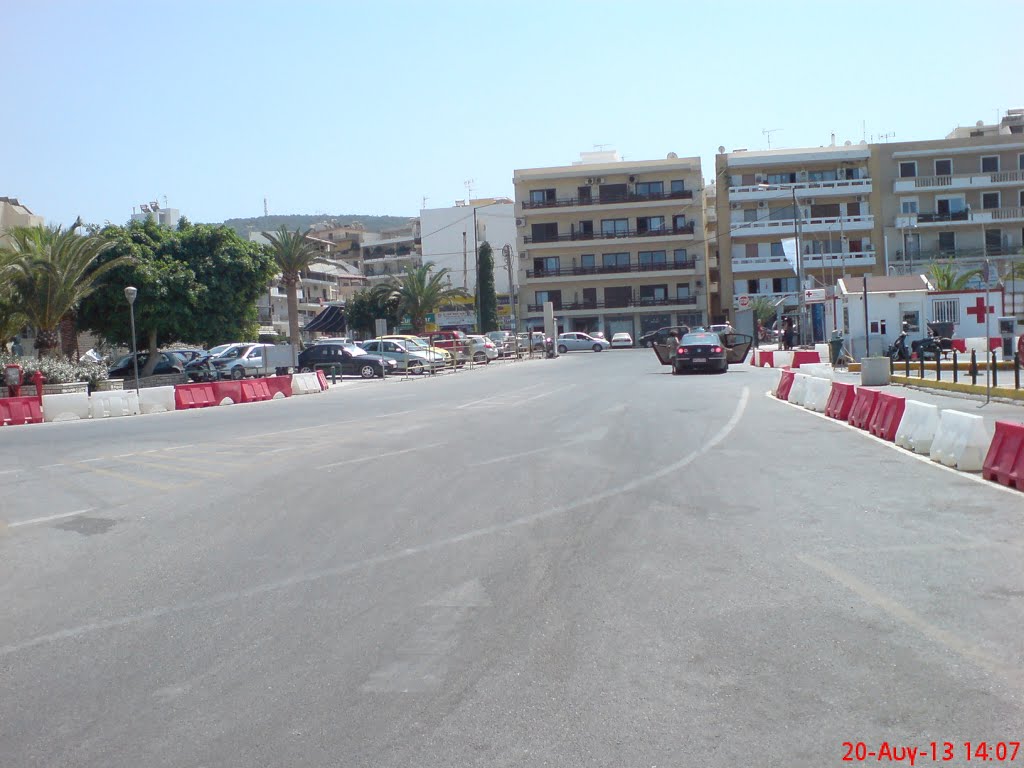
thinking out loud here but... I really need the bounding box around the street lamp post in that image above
[790,186,807,346]
[124,286,140,395]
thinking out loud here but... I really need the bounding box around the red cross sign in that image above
[966,296,994,322]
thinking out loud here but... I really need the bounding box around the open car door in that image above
[721,333,753,364]
[652,340,675,366]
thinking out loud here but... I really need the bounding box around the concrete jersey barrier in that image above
[930,409,992,471]
[895,400,940,455]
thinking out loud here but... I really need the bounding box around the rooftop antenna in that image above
[263,197,268,217]
[464,179,475,202]
[762,128,782,149]
[422,195,429,209]
[878,131,895,143]
[593,144,610,151]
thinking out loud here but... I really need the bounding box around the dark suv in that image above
[638,326,690,348]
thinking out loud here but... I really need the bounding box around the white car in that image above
[610,332,634,348]
[556,332,611,353]
[464,335,499,363]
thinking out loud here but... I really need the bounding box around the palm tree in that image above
[0,249,26,352]
[261,226,323,348]
[374,263,467,334]
[4,225,125,357]
[928,263,982,291]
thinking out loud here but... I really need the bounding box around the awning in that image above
[304,305,347,334]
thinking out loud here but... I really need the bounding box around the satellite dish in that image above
[667,152,678,159]
[976,120,984,127]
[859,140,867,145]
[844,140,852,146]
[718,145,725,154]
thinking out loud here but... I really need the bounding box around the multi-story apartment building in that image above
[361,223,422,285]
[420,198,517,295]
[875,112,1024,289]
[514,151,709,339]
[0,197,44,245]
[715,142,878,322]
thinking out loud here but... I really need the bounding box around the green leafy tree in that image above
[4,224,127,357]
[346,287,400,337]
[928,263,982,291]
[374,263,467,334]
[477,241,499,333]
[749,296,778,326]
[261,226,324,346]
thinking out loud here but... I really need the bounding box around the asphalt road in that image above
[1,350,1022,767]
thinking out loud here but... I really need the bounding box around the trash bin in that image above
[828,335,844,365]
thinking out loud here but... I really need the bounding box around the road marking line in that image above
[77,458,102,464]
[0,389,750,658]
[0,469,24,476]
[798,553,1021,686]
[164,444,195,451]
[316,443,445,470]
[9,508,94,528]
[39,463,65,469]
[110,455,223,478]
[78,464,177,491]
[518,384,576,404]
[470,443,567,466]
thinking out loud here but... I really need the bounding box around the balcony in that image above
[526,260,698,279]
[893,169,1024,193]
[522,189,694,210]
[730,251,876,273]
[524,223,695,245]
[729,177,872,201]
[896,208,1024,227]
[526,296,699,313]
[968,206,1024,224]
[729,214,873,237]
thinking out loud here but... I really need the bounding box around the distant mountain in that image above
[221,214,413,237]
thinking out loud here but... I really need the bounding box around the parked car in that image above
[381,334,455,367]
[590,331,607,340]
[556,332,610,353]
[359,339,446,373]
[464,335,499,363]
[208,342,249,357]
[166,348,206,365]
[107,351,184,378]
[211,343,275,380]
[517,331,546,352]
[672,332,729,374]
[184,353,220,382]
[297,342,396,378]
[638,326,690,348]
[420,330,470,363]
[610,332,634,348]
[486,331,518,357]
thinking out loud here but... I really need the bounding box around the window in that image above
[846,201,861,216]
[601,218,629,236]
[673,215,689,231]
[1019,190,1024,207]
[769,205,797,220]
[601,252,630,269]
[581,288,597,308]
[604,286,631,308]
[634,181,663,196]
[938,232,956,253]
[531,222,558,242]
[636,216,665,233]
[578,186,592,204]
[772,277,798,293]
[598,183,628,203]
[746,280,760,294]
[638,250,667,270]
[670,180,686,194]
[900,306,920,334]
[676,284,691,299]
[986,228,1002,254]
[529,189,556,204]
[810,203,841,218]
[807,169,837,182]
[767,172,796,184]
[936,197,965,214]
[932,298,959,324]
[982,192,1000,209]
[578,220,594,236]
[981,155,999,173]
[934,159,952,176]
[900,198,919,214]
[579,254,595,269]
[770,242,785,257]
[673,248,690,266]
[1019,154,1024,171]
[899,161,917,178]
[745,243,759,259]
[532,256,560,274]
[743,209,759,222]
[534,290,561,309]
[639,285,668,302]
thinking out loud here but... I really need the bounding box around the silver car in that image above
[212,343,274,379]
[556,332,611,353]
[359,339,446,374]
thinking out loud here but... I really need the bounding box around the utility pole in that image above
[502,244,515,333]
[793,187,807,346]
[462,231,468,291]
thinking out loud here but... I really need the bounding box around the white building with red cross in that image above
[837,274,1004,358]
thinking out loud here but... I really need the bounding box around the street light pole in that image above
[792,187,807,346]
[124,286,140,395]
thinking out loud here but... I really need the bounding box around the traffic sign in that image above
[738,294,751,309]
[803,288,826,304]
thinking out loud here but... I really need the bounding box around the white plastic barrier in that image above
[814,343,830,363]
[138,386,176,414]
[962,338,992,361]
[41,392,90,422]
[803,376,832,412]
[89,390,141,419]
[895,400,940,455]
[788,373,810,406]
[799,363,834,380]
[773,350,794,368]
[290,372,321,395]
[929,409,992,471]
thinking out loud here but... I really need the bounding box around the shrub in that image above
[0,352,107,388]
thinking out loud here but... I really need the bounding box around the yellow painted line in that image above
[798,553,1022,686]
[79,464,178,491]
[109,455,223,478]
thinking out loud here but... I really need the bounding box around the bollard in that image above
[890,356,894,374]
[992,351,998,388]
[936,353,941,381]
[919,354,925,379]
[904,356,911,376]
[1016,353,1021,390]
[332,365,339,385]
[952,350,958,383]
[970,349,978,385]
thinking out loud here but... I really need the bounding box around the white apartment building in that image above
[130,203,181,227]
[419,199,517,295]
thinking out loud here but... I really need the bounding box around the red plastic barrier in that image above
[264,375,293,399]
[982,421,1024,490]
[847,388,880,430]
[174,383,217,409]
[791,350,822,368]
[868,392,906,442]
[0,396,43,426]
[240,379,272,402]
[775,369,796,400]
[758,350,775,367]
[211,381,242,404]
[315,370,329,391]
[824,382,858,421]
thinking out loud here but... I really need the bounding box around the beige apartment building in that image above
[0,197,45,245]
[514,152,710,340]
[714,143,878,322]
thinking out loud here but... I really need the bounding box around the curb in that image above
[889,375,1024,402]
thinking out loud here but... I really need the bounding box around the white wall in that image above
[420,202,517,295]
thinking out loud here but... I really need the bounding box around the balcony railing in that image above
[526,296,698,313]
[729,177,872,195]
[916,210,969,223]
[526,260,698,278]
[729,214,873,234]
[893,169,1024,193]
[731,251,876,273]
[522,190,694,209]
[524,223,695,244]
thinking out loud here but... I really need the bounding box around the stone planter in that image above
[41,381,89,395]
[94,379,124,391]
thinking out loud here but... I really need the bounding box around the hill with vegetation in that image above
[221,214,413,237]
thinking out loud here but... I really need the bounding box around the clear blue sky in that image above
[4,0,1020,228]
